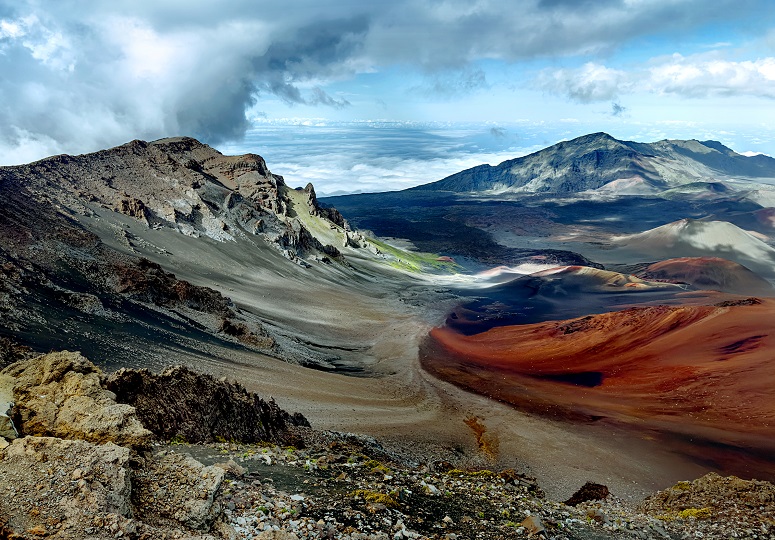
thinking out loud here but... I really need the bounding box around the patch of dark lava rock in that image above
[106,364,310,444]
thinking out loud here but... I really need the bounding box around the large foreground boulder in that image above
[1,351,152,447]
[0,436,132,538]
[106,364,310,444]
[132,450,225,531]
[0,436,227,539]
[0,351,311,538]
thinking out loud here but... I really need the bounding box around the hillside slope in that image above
[411,132,775,194]
[0,137,395,370]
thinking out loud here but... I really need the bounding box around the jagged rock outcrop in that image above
[106,364,310,444]
[276,220,341,262]
[344,230,366,249]
[302,183,348,229]
[1,351,152,447]
[114,194,149,224]
[111,257,235,316]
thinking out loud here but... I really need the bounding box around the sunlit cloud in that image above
[536,54,775,103]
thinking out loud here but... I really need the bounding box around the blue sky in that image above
[2,0,775,193]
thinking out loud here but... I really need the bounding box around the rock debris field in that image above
[0,351,773,540]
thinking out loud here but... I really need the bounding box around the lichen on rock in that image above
[1,350,152,447]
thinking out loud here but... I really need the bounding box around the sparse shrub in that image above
[169,434,187,445]
[350,489,398,508]
[677,508,712,520]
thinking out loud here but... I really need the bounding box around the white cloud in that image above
[536,54,775,103]
[0,0,772,166]
[0,19,24,40]
[535,62,630,102]
[648,55,775,98]
[0,15,74,70]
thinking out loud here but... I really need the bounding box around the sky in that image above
[2,0,775,194]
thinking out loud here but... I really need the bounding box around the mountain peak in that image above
[0,136,354,264]
[411,132,775,194]
[575,132,617,143]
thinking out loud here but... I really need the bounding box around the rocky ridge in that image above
[0,137,382,366]
[412,132,775,194]
[0,136,359,265]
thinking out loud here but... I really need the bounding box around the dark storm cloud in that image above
[490,127,507,138]
[611,102,627,117]
[248,16,365,108]
[0,0,769,163]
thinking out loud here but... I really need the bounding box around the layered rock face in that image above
[0,136,346,256]
[106,364,310,444]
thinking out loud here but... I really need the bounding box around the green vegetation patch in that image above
[445,469,496,478]
[677,507,712,520]
[350,489,399,508]
[367,237,459,274]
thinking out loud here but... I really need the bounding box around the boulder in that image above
[132,450,224,531]
[1,351,152,447]
[564,481,610,506]
[520,514,546,535]
[0,373,17,439]
[0,436,132,538]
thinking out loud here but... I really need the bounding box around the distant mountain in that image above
[410,132,775,194]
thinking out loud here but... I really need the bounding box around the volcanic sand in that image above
[84,215,742,500]
[164,267,713,500]
[421,299,775,486]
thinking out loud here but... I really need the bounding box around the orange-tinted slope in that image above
[421,299,775,471]
[636,257,774,296]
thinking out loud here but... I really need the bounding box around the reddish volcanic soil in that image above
[635,256,774,296]
[421,298,775,479]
